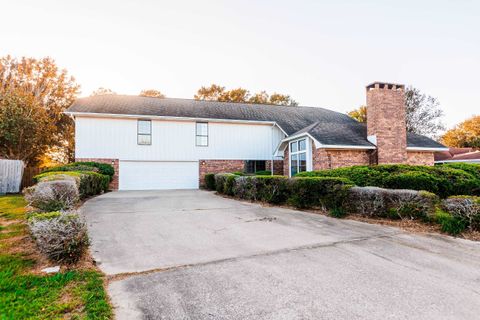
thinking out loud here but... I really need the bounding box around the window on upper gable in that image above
[196,122,208,146]
[138,120,151,145]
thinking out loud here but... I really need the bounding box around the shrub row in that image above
[213,173,354,210]
[41,161,115,180]
[296,163,480,198]
[34,171,110,199]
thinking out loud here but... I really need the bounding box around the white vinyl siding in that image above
[75,117,285,161]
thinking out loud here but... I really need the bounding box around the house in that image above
[435,147,480,164]
[66,82,447,191]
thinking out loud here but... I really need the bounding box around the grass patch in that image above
[0,195,112,319]
[0,195,27,220]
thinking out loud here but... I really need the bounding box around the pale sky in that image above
[1,0,479,129]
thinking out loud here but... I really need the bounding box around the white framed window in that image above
[290,138,307,176]
[138,119,151,145]
[196,122,208,146]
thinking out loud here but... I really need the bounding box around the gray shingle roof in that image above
[68,95,445,149]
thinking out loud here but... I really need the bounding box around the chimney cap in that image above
[366,82,405,90]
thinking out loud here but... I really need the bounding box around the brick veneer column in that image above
[366,82,407,164]
[199,160,245,186]
[266,160,284,175]
[75,158,119,190]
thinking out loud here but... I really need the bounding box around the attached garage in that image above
[119,161,199,190]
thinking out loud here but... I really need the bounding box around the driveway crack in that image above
[107,231,401,282]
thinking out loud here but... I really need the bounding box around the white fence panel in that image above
[0,160,24,194]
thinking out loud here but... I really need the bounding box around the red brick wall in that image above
[406,152,435,166]
[366,83,407,164]
[75,158,119,190]
[266,160,284,175]
[199,160,245,186]
[313,148,371,170]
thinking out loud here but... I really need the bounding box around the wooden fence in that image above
[21,166,42,189]
[0,160,24,194]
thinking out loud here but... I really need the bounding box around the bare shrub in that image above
[29,212,89,263]
[24,179,80,211]
[347,186,437,219]
[442,196,480,231]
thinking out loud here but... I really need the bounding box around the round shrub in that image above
[442,196,480,231]
[24,179,80,211]
[204,173,216,190]
[29,212,89,263]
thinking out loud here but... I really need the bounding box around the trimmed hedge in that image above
[34,171,110,198]
[296,164,480,198]
[42,161,115,180]
[215,174,353,210]
[215,173,237,195]
[442,196,480,231]
[345,186,438,220]
[205,173,216,190]
[287,177,353,209]
[233,175,289,204]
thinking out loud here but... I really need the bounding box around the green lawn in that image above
[0,195,112,319]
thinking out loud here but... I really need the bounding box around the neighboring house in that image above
[66,82,447,191]
[435,147,480,164]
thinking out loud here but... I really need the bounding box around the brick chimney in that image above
[366,82,407,164]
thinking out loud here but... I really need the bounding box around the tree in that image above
[194,84,225,101]
[139,89,165,98]
[268,93,298,106]
[194,84,298,106]
[91,87,115,96]
[347,105,367,123]
[347,86,444,138]
[404,86,444,138]
[0,55,79,165]
[441,115,480,147]
[248,91,269,104]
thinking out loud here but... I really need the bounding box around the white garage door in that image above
[119,161,199,190]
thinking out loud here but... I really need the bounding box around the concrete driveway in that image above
[81,190,480,320]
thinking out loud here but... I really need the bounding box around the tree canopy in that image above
[347,86,444,138]
[441,115,480,147]
[194,84,298,106]
[347,105,367,123]
[0,55,79,165]
[139,89,165,98]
